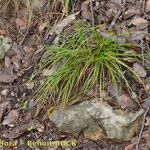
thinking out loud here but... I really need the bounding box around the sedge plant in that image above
[35,23,146,109]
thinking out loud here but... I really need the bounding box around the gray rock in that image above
[50,99,144,141]
[0,36,12,60]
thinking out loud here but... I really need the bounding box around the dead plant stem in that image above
[136,107,150,150]
[90,0,94,27]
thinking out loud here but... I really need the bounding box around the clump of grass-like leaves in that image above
[35,24,144,108]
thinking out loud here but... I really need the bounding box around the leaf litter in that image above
[2,109,19,126]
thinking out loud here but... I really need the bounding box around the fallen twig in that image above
[90,0,94,27]
[108,10,121,30]
[141,0,146,13]
[140,39,145,66]
[109,0,126,30]
[136,107,150,150]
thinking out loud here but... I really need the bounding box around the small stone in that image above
[95,1,100,7]
[8,124,15,127]
[28,99,35,109]
[37,126,44,132]
[25,82,34,90]
[10,91,16,97]
[42,66,56,76]
[14,103,19,109]
[1,89,9,96]
[0,36,12,60]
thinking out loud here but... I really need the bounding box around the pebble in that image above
[1,89,9,96]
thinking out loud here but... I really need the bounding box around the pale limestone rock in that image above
[49,99,144,141]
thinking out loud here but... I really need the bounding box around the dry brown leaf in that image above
[15,17,28,31]
[124,4,141,20]
[117,94,136,109]
[15,7,29,31]
[144,34,150,41]
[0,73,17,83]
[142,131,150,144]
[11,56,21,71]
[133,63,147,78]
[109,0,122,5]
[81,0,92,21]
[4,56,11,68]
[0,95,2,103]
[23,46,34,54]
[142,98,150,110]
[2,110,19,126]
[145,78,150,94]
[0,30,6,36]
[3,120,44,139]
[52,12,79,35]
[124,143,136,150]
[11,42,22,59]
[130,17,148,26]
[0,101,10,123]
[39,22,47,32]
[145,0,150,12]
[131,31,145,41]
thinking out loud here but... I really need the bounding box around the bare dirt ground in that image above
[0,0,150,149]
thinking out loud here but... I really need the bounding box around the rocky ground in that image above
[0,0,150,150]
